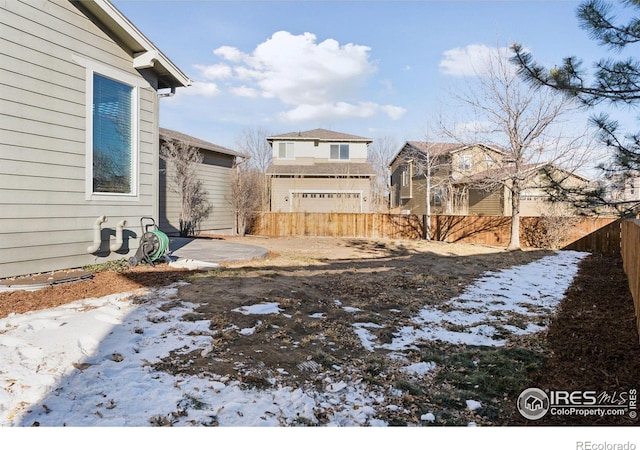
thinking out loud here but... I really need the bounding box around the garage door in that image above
[291,192,362,212]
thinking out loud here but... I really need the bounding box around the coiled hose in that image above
[149,229,170,262]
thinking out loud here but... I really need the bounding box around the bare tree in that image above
[160,139,211,237]
[227,158,262,236]
[235,127,273,212]
[368,136,399,212]
[396,141,452,239]
[440,46,594,250]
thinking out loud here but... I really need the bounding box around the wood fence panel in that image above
[250,213,616,246]
[621,220,640,339]
[563,219,621,254]
[250,213,424,240]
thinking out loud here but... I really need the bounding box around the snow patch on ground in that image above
[0,250,587,426]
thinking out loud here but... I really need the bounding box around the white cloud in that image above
[180,81,221,97]
[231,86,260,98]
[213,45,246,63]
[439,44,512,77]
[380,104,407,120]
[203,31,404,122]
[194,63,232,80]
[279,102,406,123]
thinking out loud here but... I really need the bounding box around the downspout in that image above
[158,85,176,98]
[87,215,107,254]
[109,219,128,252]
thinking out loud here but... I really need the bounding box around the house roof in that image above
[160,128,244,158]
[73,0,191,90]
[267,162,376,176]
[455,162,591,185]
[389,141,509,166]
[267,129,373,144]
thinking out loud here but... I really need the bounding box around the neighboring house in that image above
[159,128,243,236]
[0,0,190,279]
[266,129,376,213]
[604,172,640,204]
[390,141,589,217]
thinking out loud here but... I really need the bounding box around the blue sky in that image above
[114,0,632,158]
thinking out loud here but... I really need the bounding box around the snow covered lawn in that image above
[0,250,588,427]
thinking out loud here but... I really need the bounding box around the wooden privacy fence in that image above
[621,220,640,338]
[250,212,425,240]
[250,212,617,249]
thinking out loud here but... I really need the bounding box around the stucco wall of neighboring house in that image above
[450,146,502,181]
[159,151,235,236]
[0,0,164,278]
[270,177,373,212]
[270,139,369,164]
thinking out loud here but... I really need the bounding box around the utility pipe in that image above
[87,215,107,254]
[109,219,128,252]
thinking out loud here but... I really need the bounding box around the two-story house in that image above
[0,0,190,279]
[266,129,376,213]
[390,141,589,217]
[390,141,507,215]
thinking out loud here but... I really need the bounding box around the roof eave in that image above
[74,0,191,89]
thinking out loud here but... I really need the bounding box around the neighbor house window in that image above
[330,144,349,160]
[485,154,495,167]
[458,155,472,171]
[433,187,442,206]
[279,142,294,159]
[401,165,410,186]
[92,73,136,195]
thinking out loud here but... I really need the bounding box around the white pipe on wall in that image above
[109,219,128,252]
[87,215,107,254]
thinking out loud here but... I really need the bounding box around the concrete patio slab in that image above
[167,237,269,269]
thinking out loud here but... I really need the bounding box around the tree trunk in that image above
[425,171,432,240]
[507,184,521,251]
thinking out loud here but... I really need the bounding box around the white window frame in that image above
[330,143,350,161]
[433,187,442,206]
[74,56,142,201]
[401,165,410,187]
[457,154,472,171]
[278,142,295,160]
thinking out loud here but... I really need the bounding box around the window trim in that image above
[75,56,142,201]
[457,154,472,171]
[433,187,442,206]
[401,165,410,187]
[278,142,295,160]
[329,143,350,161]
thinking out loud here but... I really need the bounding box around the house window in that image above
[401,165,410,186]
[279,142,294,159]
[433,187,442,206]
[458,155,472,171]
[92,73,136,195]
[485,154,495,167]
[330,144,349,160]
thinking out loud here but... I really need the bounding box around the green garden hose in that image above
[149,229,169,261]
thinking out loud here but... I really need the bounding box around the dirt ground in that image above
[0,236,538,319]
[0,236,638,426]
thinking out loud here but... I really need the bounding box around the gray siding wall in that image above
[159,151,235,236]
[0,0,160,278]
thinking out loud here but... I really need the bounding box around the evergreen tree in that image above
[511,0,640,216]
